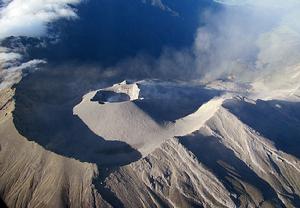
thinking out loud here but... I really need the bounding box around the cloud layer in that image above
[141,0,178,16]
[0,0,299,99]
[214,0,300,8]
[0,58,46,89]
[0,0,81,40]
[0,0,82,89]
[194,0,300,84]
[117,0,300,100]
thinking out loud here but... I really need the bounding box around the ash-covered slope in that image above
[98,84,300,207]
[73,80,221,156]
[0,89,110,208]
[0,79,300,207]
[73,80,300,207]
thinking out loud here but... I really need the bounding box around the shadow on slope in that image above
[92,90,130,104]
[179,134,286,207]
[11,64,220,207]
[13,68,142,168]
[134,83,221,123]
[0,197,7,208]
[223,99,300,159]
[12,66,143,207]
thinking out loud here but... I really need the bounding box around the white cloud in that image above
[123,0,300,99]
[0,0,81,40]
[141,0,178,16]
[0,0,299,99]
[192,0,300,84]
[0,48,21,63]
[213,0,300,8]
[0,58,46,89]
[0,0,82,89]
[0,45,46,89]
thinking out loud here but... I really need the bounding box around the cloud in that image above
[192,0,300,85]
[110,47,195,81]
[118,0,300,100]
[0,47,21,63]
[0,0,81,40]
[214,0,300,8]
[141,0,179,16]
[0,45,48,89]
[0,0,299,100]
[0,0,82,89]
[0,58,46,89]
